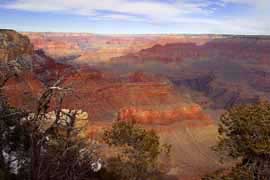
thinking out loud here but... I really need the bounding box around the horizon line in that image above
[2,29,270,37]
[20,31,270,37]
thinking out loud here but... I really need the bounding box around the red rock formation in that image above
[111,37,270,108]
[2,31,225,179]
[22,33,227,63]
[117,105,210,125]
[127,71,164,82]
[23,32,270,68]
[2,72,44,110]
[61,71,186,123]
[113,37,270,64]
[32,49,75,84]
[5,31,270,117]
[0,29,33,62]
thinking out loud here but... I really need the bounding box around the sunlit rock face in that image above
[61,70,192,123]
[117,104,210,125]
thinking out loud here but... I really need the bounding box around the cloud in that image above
[1,0,213,21]
[222,0,270,10]
[222,0,269,5]
[1,0,270,34]
[91,14,145,22]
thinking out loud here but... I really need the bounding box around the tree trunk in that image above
[31,135,41,180]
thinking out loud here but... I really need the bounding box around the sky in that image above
[0,0,270,34]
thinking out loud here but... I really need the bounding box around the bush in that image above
[205,101,270,179]
[103,121,170,180]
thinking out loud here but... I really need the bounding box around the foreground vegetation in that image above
[103,121,171,180]
[204,102,270,180]
[0,65,170,180]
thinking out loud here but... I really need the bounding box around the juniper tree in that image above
[103,121,171,180]
[204,101,270,180]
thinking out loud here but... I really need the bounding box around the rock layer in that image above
[1,30,234,179]
[117,105,210,125]
[0,29,33,63]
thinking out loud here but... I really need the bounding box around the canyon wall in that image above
[22,31,270,114]
[23,32,228,63]
[2,31,211,126]
[0,30,33,63]
[6,30,270,178]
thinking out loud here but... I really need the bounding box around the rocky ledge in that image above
[0,29,33,63]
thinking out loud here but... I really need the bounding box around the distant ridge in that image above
[20,31,270,38]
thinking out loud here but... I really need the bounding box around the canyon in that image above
[23,32,270,110]
[2,30,270,179]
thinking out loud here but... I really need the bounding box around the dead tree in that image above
[0,60,101,180]
[26,79,100,180]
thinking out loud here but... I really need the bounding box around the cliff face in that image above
[0,29,33,63]
[1,30,208,125]
[23,33,227,63]
[1,30,226,179]
[20,31,270,111]
[111,37,270,109]
[32,49,75,84]
[2,72,44,110]
[0,30,40,110]
[117,105,210,125]
[61,70,205,123]
[0,30,76,111]
[113,37,270,63]
[24,32,270,66]
[5,31,270,114]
